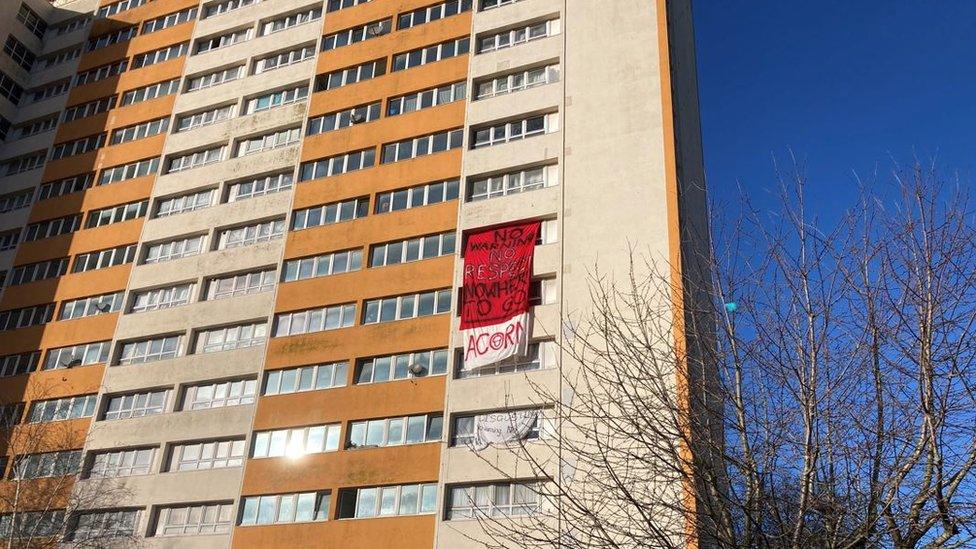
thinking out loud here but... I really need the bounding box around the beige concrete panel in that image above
[138,536,231,549]
[471,0,563,34]
[0,169,43,194]
[37,23,90,56]
[468,33,563,81]
[152,144,300,197]
[29,58,82,90]
[173,66,314,118]
[86,404,255,450]
[99,346,266,395]
[444,368,558,414]
[461,132,560,177]
[13,94,70,124]
[465,81,561,127]
[114,291,275,340]
[141,191,292,242]
[0,130,60,159]
[457,185,559,231]
[0,209,31,234]
[127,239,282,288]
[78,467,244,506]
[165,101,308,156]
[180,22,321,81]
[192,0,324,40]
[440,443,557,483]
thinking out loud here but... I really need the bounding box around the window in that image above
[175,104,235,132]
[362,289,452,324]
[155,503,233,536]
[315,59,385,91]
[39,174,94,200]
[103,389,169,420]
[216,219,285,249]
[75,60,126,86]
[446,481,540,519]
[0,72,23,105]
[322,19,390,51]
[348,414,442,449]
[239,492,330,525]
[68,509,138,540]
[51,16,89,36]
[87,27,137,51]
[468,164,556,201]
[9,115,58,140]
[129,283,195,313]
[0,303,54,331]
[370,231,455,268]
[0,230,18,251]
[44,341,111,370]
[143,235,206,264]
[273,304,356,337]
[306,103,380,136]
[120,78,179,106]
[27,395,97,423]
[11,450,81,479]
[458,341,554,377]
[59,291,125,320]
[0,189,32,213]
[168,439,245,471]
[392,37,469,72]
[228,172,293,202]
[195,322,267,353]
[475,63,559,100]
[4,36,36,71]
[0,511,63,540]
[87,448,154,478]
[117,335,183,365]
[299,150,375,181]
[2,151,46,175]
[263,362,347,396]
[450,408,548,446]
[291,198,369,231]
[195,27,252,54]
[244,85,308,114]
[375,180,459,214]
[111,118,169,145]
[186,65,243,92]
[167,146,224,173]
[97,0,148,18]
[142,7,197,34]
[0,351,38,377]
[63,96,116,123]
[326,0,370,12]
[25,79,71,103]
[251,424,341,458]
[16,4,46,38]
[254,44,315,73]
[51,133,106,160]
[282,249,361,282]
[182,379,256,410]
[0,116,7,140]
[337,483,437,518]
[33,47,81,72]
[380,128,463,163]
[132,42,189,69]
[206,269,276,300]
[99,157,159,185]
[471,113,558,148]
[477,19,560,53]
[72,244,136,273]
[236,127,300,156]
[387,81,465,117]
[399,0,471,29]
[204,0,260,18]
[155,189,214,217]
[85,200,149,228]
[261,7,321,35]
[356,349,449,384]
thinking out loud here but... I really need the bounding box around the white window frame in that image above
[361,289,452,324]
[143,235,206,264]
[282,249,362,282]
[103,389,170,420]
[263,362,347,396]
[251,424,341,459]
[356,349,450,384]
[194,322,268,353]
[216,219,285,250]
[206,269,276,300]
[117,335,184,365]
[129,283,195,313]
[273,304,356,337]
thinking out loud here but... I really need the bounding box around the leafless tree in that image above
[454,162,976,549]
[0,380,134,548]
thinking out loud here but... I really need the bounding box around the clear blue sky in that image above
[694,1,976,216]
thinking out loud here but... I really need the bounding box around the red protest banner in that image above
[460,220,541,369]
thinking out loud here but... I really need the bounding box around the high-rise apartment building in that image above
[0,0,707,546]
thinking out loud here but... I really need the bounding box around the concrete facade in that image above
[0,0,707,546]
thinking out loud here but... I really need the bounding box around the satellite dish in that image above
[350,112,366,124]
[366,24,384,36]
[60,357,83,368]
[95,302,111,312]
[408,363,425,376]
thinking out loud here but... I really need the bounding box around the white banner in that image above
[462,312,530,371]
[469,409,539,450]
